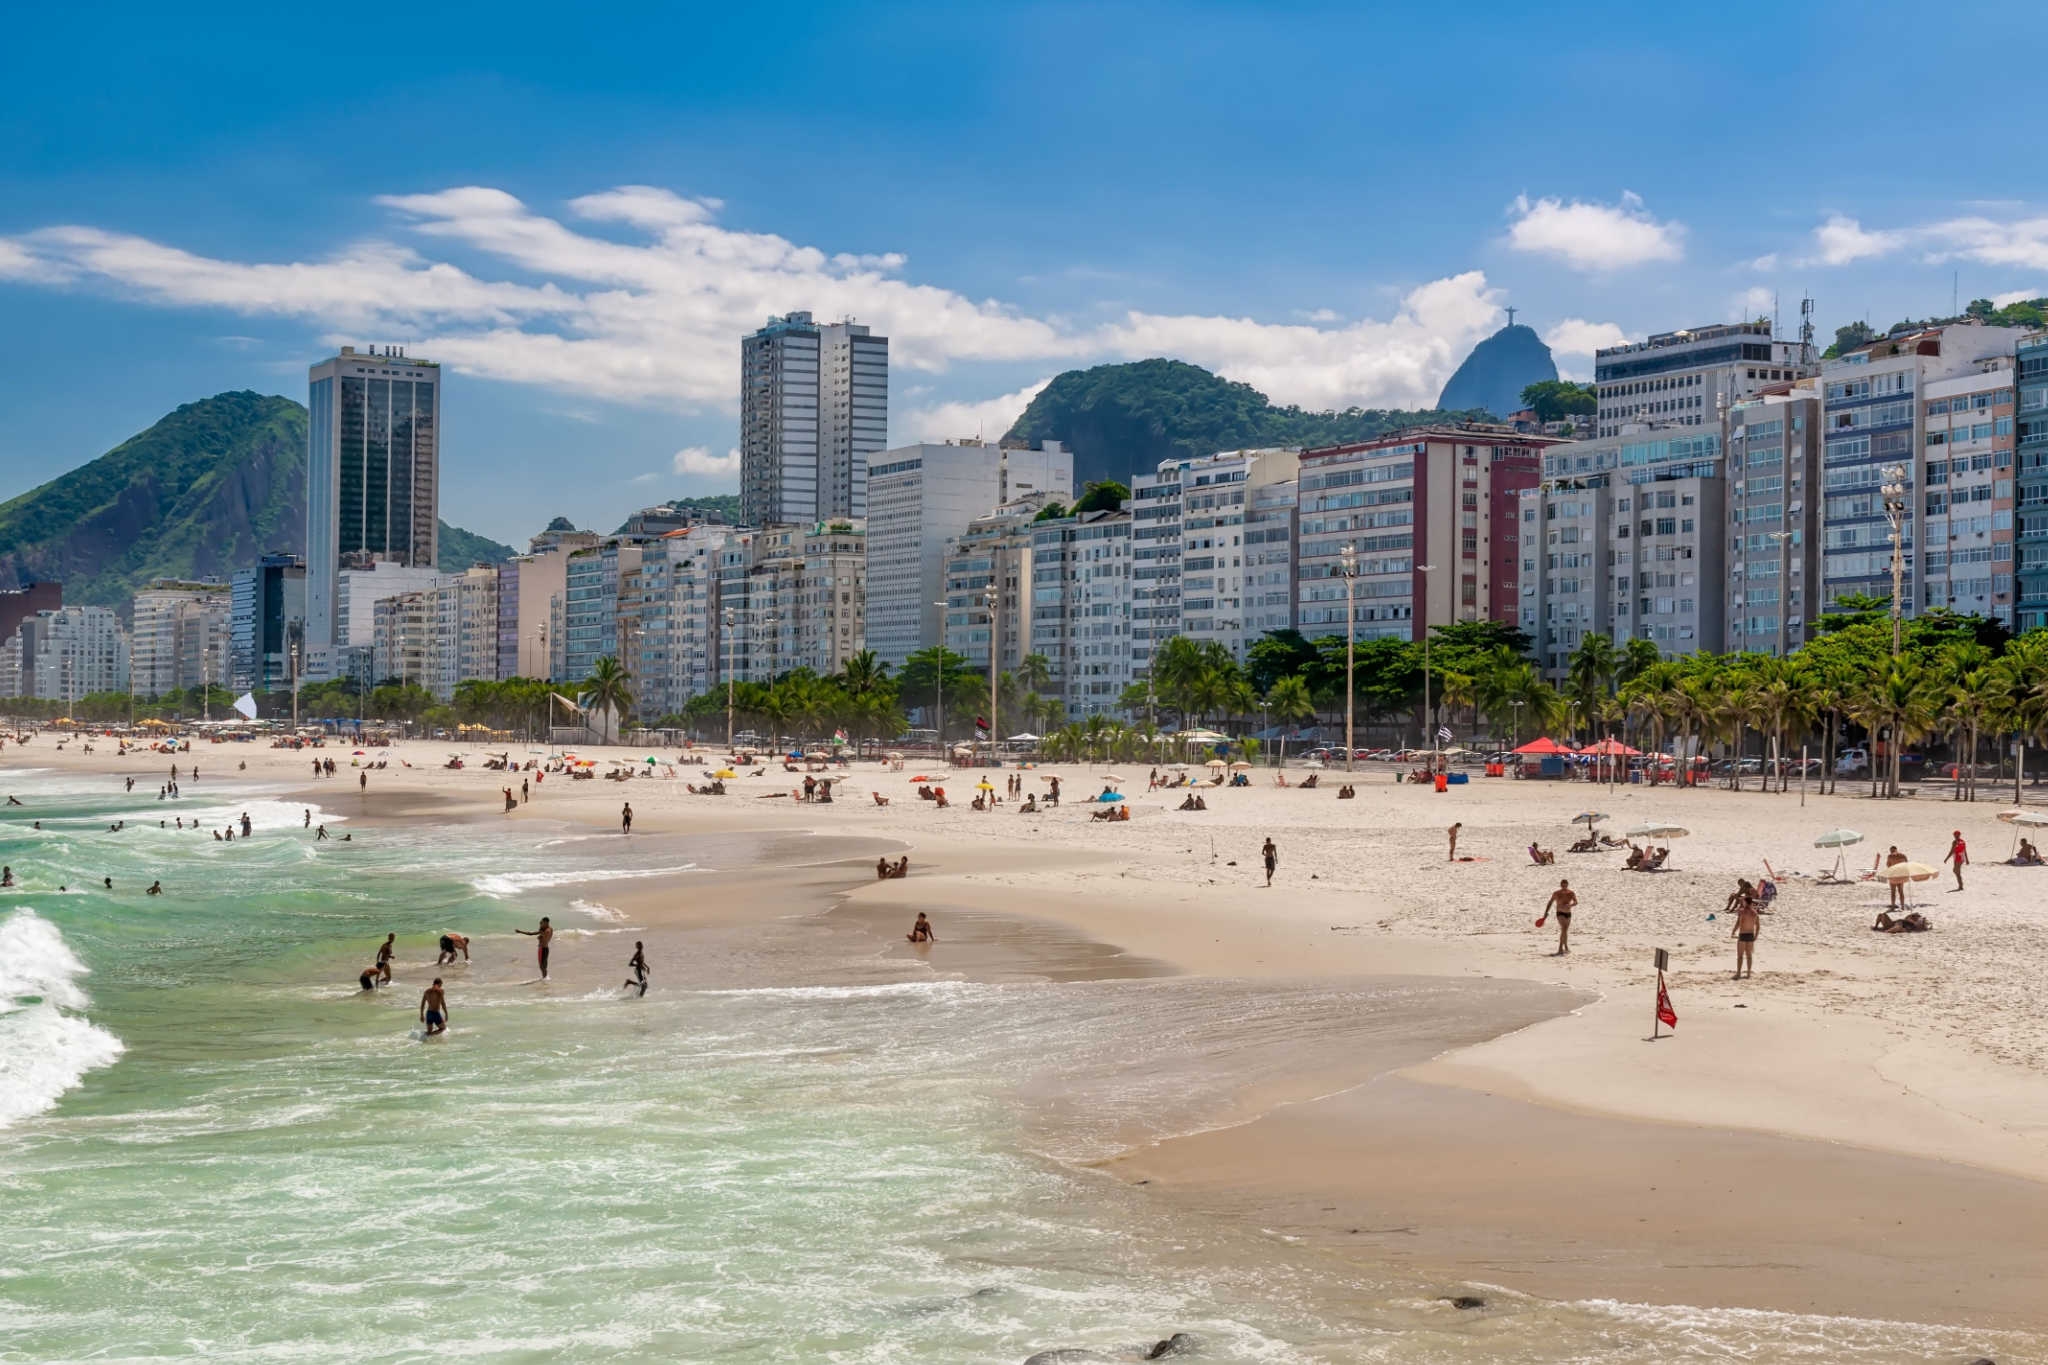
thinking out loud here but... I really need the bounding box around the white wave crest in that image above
[0,908,125,1126]
[469,864,698,898]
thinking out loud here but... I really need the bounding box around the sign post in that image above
[1651,948,1672,1041]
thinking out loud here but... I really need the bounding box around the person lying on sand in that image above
[1872,911,1933,933]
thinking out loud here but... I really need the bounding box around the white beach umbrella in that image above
[1878,861,1939,882]
[1625,823,1690,839]
[1997,808,2048,827]
[1812,828,1865,847]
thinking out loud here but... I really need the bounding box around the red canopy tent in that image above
[1578,739,1643,756]
[1512,737,1571,755]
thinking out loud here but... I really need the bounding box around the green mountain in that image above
[436,521,519,570]
[1436,323,1559,417]
[1003,359,1483,488]
[0,391,514,612]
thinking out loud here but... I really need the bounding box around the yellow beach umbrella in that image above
[712,768,738,779]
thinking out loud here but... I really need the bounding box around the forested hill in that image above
[1002,359,1483,488]
[0,392,514,612]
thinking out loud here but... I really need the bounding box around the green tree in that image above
[1519,380,1597,422]
[1071,480,1130,515]
[579,655,634,744]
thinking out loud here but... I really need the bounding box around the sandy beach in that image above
[15,733,2048,1339]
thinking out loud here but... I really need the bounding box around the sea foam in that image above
[0,908,125,1126]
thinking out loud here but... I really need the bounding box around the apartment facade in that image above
[1593,321,1813,439]
[1028,509,1133,717]
[2,606,127,701]
[2017,332,2048,629]
[1525,427,1728,675]
[740,311,888,528]
[305,346,440,655]
[1819,323,2027,613]
[864,440,1072,667]
[1297,425,1558,646]
[562,539,644,684]
[1920,362,2017,624]
[1723,387,1823,656]
[372,591,433,688]
[131,580,229,696]
[940,500,1042,688]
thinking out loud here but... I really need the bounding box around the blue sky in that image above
[6,1,2048,545]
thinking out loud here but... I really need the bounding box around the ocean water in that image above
[1,764,2038,1363]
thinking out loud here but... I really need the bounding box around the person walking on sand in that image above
[419,979,449,1036]
[1946,829,1968,891]
[521,778,529,804]
[621,802,633,834]
[1447,822,1461,861]
[623,941,649,996]
[1732,894,1761,979]
[1261,837,1278,887]
[516,916,554,979]
[1538,879,1577,955]
[376,933,396,984]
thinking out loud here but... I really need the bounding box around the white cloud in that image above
[673,446,740,477]
[903,378,1052,444]
[1505,191,1684,272]
[1748,253,1780,272]
[0,184,1505,415]
[627,471,662,485]
[1729,286,1776,321]
[1809,214,1907,266]
[1994,286,2046,307]
[1542,318,1629,356]
[1920,214,2048,271]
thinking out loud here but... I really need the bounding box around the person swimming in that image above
[359,967,379,991]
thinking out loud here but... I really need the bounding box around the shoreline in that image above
[10,739,2048,1338]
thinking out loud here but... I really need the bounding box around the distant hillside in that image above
[612,493,740,533]
[1436,323,1558,417]
[0,392,511,611]
[1003,359,1482,488]
[437,522,517,570]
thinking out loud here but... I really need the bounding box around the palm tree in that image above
[1017,652,1054,697]
[1567,631,1619,726]
[839,649,889,698]
[1265,675,1315,764]
[1853,661,1938,799]
[579,655,633,745]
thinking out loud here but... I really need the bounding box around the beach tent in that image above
[1512,737,1571,755]
[1577,738,1642,756]
[1007,732,1040,742]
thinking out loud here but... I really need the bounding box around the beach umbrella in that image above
[645,756,658,764]
[1229,760,1252,771]
[712,768,737,779]
[353,750,366,756]
[1878,861,1939,882]
[1204,758,1227,769]
[1812,828,1864,847]
[1513,737,1570,755]
[1996,808,2048,827]
[1573,811,1609,826]
[1624,823,1690,839]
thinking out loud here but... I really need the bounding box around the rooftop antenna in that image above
[1798,295,1816,365]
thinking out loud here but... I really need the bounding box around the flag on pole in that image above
[1656,974,1678,1029]
[232,691,258,720]
[974,716,990,733]
[1436,725,1452,744]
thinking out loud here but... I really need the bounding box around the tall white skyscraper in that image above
[305,345,441,657]
[740,312,888,528]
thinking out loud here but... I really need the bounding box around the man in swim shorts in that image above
[359,967,379,991]
[623,941,649,996]
[376,933,395,984]
[420,978,448,1036]
[1261,837,1278,887]
[516,916,553,979]
[1732,896,1761,979]
[437,932,470,965]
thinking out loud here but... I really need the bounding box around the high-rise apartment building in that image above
[1524,427,1728,676]
[326,561,444,681]
[1818,323,2027,613]
[497,528,601,682]
[231,554,306,692]
[740,311,888,527]
[0,582,62,649]
[131,580,229,696]
[1724,385,1823,656]
[2016,333,2048,629]
[422,566,500,698]
[1593,321,1813,439]
[865,440,1073,667]
[1297,425,1560,646]
[941,499,1045,689]
[2,606,126,702]
[1919,361,2017,624]
[305,346,441,656]
[562,539,645,684]
[1028,509,1135,718]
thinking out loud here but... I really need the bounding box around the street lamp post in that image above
[1511,697,1524,756]
[723,608,736,751]
[1881,465,1909,798]
[1339,545,1357,773]
[983,584,999,766]
[1415,562,1438,764]
[931,598,949,756]
[289,637,301,733]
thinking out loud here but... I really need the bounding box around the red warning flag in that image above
[1656,974,1678,1029]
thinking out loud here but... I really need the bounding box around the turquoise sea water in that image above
[2,764,2039,1363]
